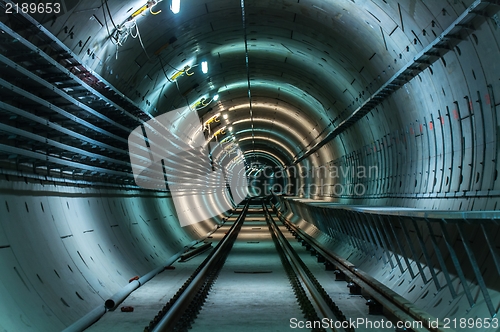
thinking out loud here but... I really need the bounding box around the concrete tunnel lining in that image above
[0,0,500,330]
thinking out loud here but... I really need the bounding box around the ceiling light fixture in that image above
[201,61,208,74]
[171,0,180,14]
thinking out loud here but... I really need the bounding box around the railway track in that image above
[142,198,432,332]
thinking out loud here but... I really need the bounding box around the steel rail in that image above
[148,200,250,332]
[264,203,351,332]
[272,205,452,332]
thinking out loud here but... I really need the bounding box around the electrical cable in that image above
[101,0,116,44]
[240,0,255,163]
[104,0,119,30]
[158,57,174,83]
[101,0,120,59]
[150,2,162,15]
[129,21,152,62]
[107,1,193,112]
[99,0,192,112]
[164,60,184,73]
[158,57,194,111]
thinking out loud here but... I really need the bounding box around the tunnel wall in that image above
[277,196,500,329]
[1,1,499,331]
[308,3,500,211]
[0,178,221,331]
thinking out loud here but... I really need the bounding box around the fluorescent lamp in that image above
[228,126,233,132]
[223,113,228,119]
[201,61,208,74]
[171,0,180,14]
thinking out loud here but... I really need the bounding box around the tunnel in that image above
[0,0,500,331]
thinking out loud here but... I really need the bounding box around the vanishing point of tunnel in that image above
[0,0,500,331]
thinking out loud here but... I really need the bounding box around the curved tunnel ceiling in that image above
[0,0,499,202]
[29,0,457,170]
[44,0,495,177]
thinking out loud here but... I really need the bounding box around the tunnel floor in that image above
[86,205,388,331]
[189,208,303,332]
[84,219,234,331]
